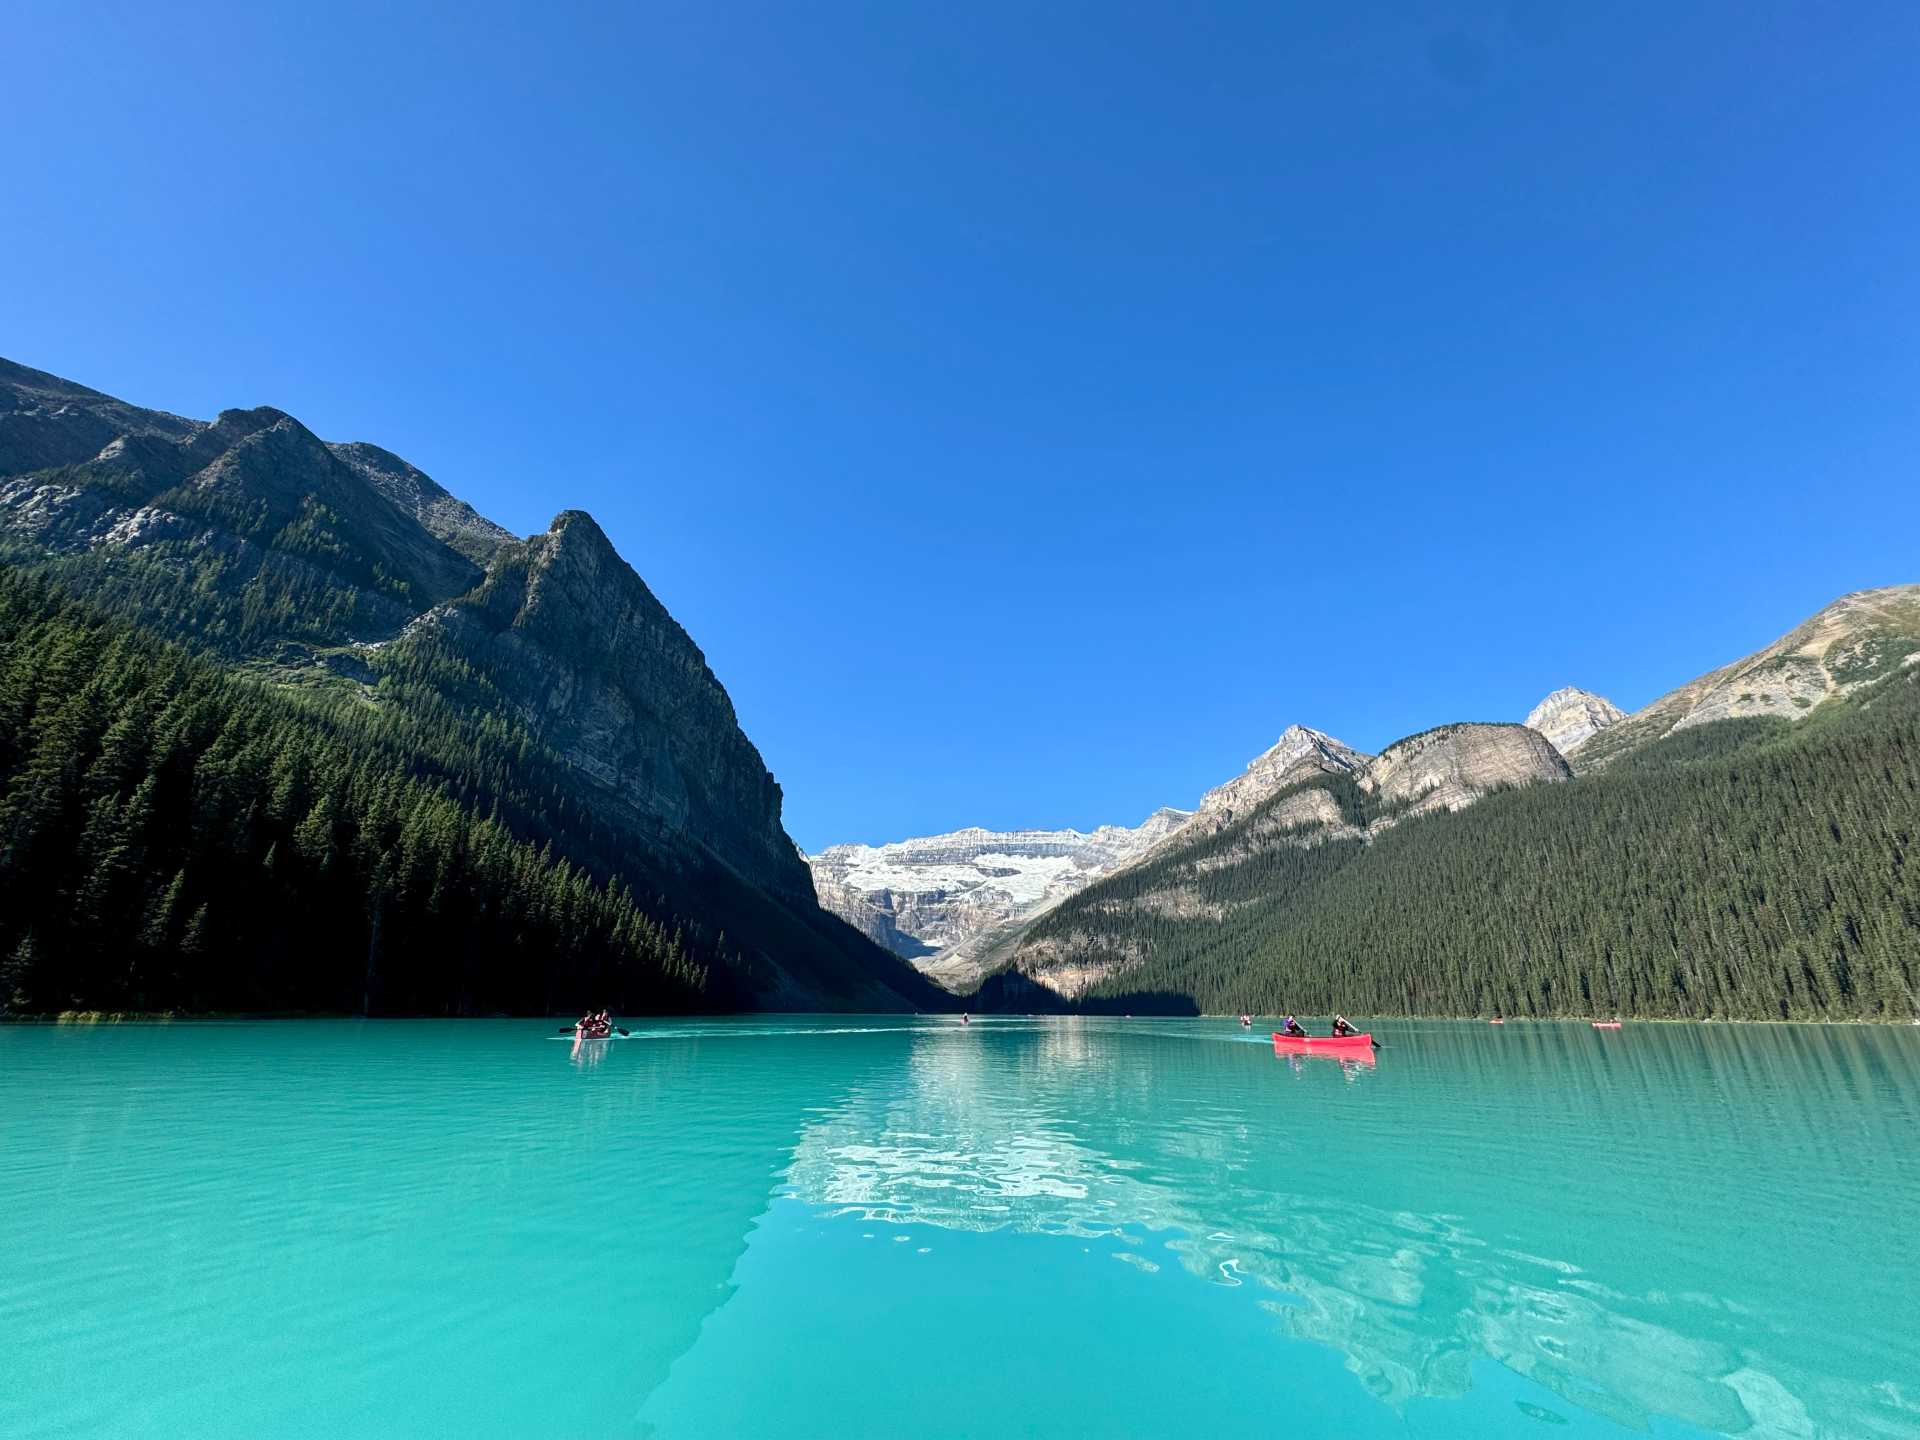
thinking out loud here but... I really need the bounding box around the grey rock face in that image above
[401,511,812,903]
[1524,687,1626,756]
[1000,721,1570,1001]
[329,441,516,566]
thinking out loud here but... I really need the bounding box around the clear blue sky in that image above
[6,2,1918,852]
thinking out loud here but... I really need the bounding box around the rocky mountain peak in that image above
[1524,687,1626,756]
[1190,724,1369,831]
[406,510,802,902]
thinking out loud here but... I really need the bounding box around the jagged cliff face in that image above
[808,808,1191,988]
[399,512,812,903]
[1524,687,1625,756]
[1575,586,1920,771]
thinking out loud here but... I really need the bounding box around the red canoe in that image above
[1272,1031,1374,1053]
[1592,1021,1623,1030]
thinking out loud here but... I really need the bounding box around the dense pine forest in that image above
[0,566,721,1015]
[1009,673,1920,1021]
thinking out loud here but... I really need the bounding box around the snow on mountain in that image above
[808,809,1191,971]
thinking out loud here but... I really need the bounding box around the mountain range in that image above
[5,355,1915,1021]
[0,357,938,1015]
[813,588,1920,1020]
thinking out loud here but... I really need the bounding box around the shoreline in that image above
[5,1009,1915,1027]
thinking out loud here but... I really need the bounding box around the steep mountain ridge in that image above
[395,510,811,905]
[968,589,1920,1018]
[1,362,486,653]
[1576,586,1920,770]
[0,356,931,1013]
[329,441,516,565]
[1184,725,1370,835]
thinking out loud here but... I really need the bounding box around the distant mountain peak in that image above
[1524,687,1626,756]
[1190,724,1368,830]
[808,808,1192,987]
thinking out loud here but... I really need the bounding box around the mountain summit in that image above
[1524,687,1627,757]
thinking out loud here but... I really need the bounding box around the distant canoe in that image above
[1592,1021,1623,1030]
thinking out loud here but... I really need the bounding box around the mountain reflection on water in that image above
[782,1018,1920,1439]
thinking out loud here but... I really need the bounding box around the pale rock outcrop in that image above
[1524,687,1626,756]
[1360,723,1571,820]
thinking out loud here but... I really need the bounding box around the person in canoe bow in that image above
[1330,1014,1358,1037]
[1281,1015,1308,1038]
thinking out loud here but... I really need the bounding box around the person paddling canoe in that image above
[1281,1015,1308,1038]
[1330,1014,1357,1038]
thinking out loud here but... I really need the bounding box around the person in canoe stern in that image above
[1330,1014,1357,1037]
[1281,1015,1308,1038]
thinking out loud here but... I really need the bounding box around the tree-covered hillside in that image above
[0,568,717,1014]
[998,673,1920,1021]
[0,567,940,1016]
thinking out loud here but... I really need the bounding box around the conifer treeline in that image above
[1017,679,1920,1020]
[0,567,711,1015]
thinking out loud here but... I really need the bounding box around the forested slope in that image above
[0,566,938,1015]
[995,672,1920,1021]
[0,569,713,1014]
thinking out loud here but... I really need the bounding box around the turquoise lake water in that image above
[3,1018,1917,1438]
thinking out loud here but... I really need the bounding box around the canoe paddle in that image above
[554,1025,631,1037]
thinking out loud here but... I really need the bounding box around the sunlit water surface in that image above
[3,1018,1916,1438]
